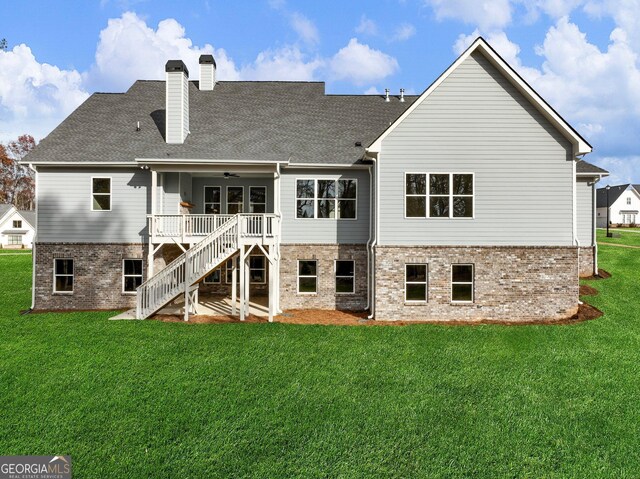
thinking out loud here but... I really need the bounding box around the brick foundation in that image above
[374,246,579,322]
[279,244,368,310]
[578,246,596,277]
[34,242,146,310]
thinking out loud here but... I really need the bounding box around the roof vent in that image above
[384,88,390,102]
[199,54,216,91]
[355,141,362,147]
[399,88,405,102]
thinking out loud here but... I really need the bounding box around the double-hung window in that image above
[249,186,267,213]
[405,264,428,302]
[451,264,474,303]
[12,220,22,228]
[335,260,355,294]
[204,186,221,214]
[405,173,473,218]
[227,187,243,214]
[296,179,357,219]
[123,259,143,293]
[250,256,266,283]
[54,258,74,293]
[298,260,317,294]
[91,177,111,211]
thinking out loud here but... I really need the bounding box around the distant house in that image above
[596,184,640,227]
[0,205,35,249]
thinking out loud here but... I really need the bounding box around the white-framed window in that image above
[227,186,244,214]
[8,235,21,245]
[627,197,632,205]
[335,260,355,294]
[204,268,221,284]
[296,179,357,219]
[451,264,474,303]
[249,186,267,213]
[405,264,428,302]
[123,259,143,293]
[250,255,266,284]
[225,257,239,284]
[204,186,221,214]
[297,260,317,294]
[12,220,22,228]
[53,258,74,293]
[91,177,111,211]
[405,173,473,218]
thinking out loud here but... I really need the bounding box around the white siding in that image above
[37,167,150,243]
[280,168,370,244]
[165,71,188,144]
[576,178,594,245]
[378,51,575,246]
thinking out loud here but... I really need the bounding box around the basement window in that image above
[335,260,355,294]
[298,260,317,294]
[250,256,266,284]
[204,268,221,284]
[405,264,428,302]
[123,259,143,293]
[91,177,111,211]
[451,264,474,303]
[54,258,74,293]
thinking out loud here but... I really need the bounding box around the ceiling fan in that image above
[223,172,240,179]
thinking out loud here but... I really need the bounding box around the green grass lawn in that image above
[597,228,640,247]
[1,248,639,478]
[0,249,32,254]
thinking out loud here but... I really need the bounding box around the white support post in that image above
[231,259,237,316]
[149,169,157,279]
[184,289,189,322]
[268,246,275,322]
[244,251,250,310]
[239,246,246,321]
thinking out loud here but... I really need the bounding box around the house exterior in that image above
[596,184,640,227]
[0,205,35,249]
[23,38,608,322]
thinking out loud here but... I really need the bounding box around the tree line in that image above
[0,135,36,210]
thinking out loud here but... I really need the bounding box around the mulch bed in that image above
[151,302,604,327]
[580,284,599,296]
[584,269,612,280]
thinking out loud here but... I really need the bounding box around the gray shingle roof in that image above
[18,210,35,228]
[0,204,13,220]
[576,160,608,175]
[25,81,417,166]
[597,184,630,208]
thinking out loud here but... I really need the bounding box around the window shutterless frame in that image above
[12,220,22,228]
[404,173,475,219]
[90,177,112,211]
[405,263,428,302]
[122,258,143,294]
[249,186,267,214]
[249,255,266,284]
[8,235,21,245]
[297,259,317,294]
[335,260,355,294]
[226,186,244,214]
[451,263,474,303]
[53,258,74,294]
[203,185,222,214]
[204,268,222,284]
[295,178,358,220]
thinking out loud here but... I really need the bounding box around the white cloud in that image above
[425,0,514,31]
[329,38,399,85]
[356,15,378,35]
[391,23,416,42]
[364,86,380,94]
[454,29,522,65]
[85,11,234,91]
[0,44,89,141]
[596,156,640,185]
[240,46,323,80]
[289,12,320,45]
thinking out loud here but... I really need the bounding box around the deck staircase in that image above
[136,215,240,319]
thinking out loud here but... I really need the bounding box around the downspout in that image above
[29,163,38,311]
[275,162,283,313]
[364,151,378,319]
[593,175,601,275]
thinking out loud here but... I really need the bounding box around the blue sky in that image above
[1,0,638,184]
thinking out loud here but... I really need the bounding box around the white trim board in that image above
[366,37,592,157]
